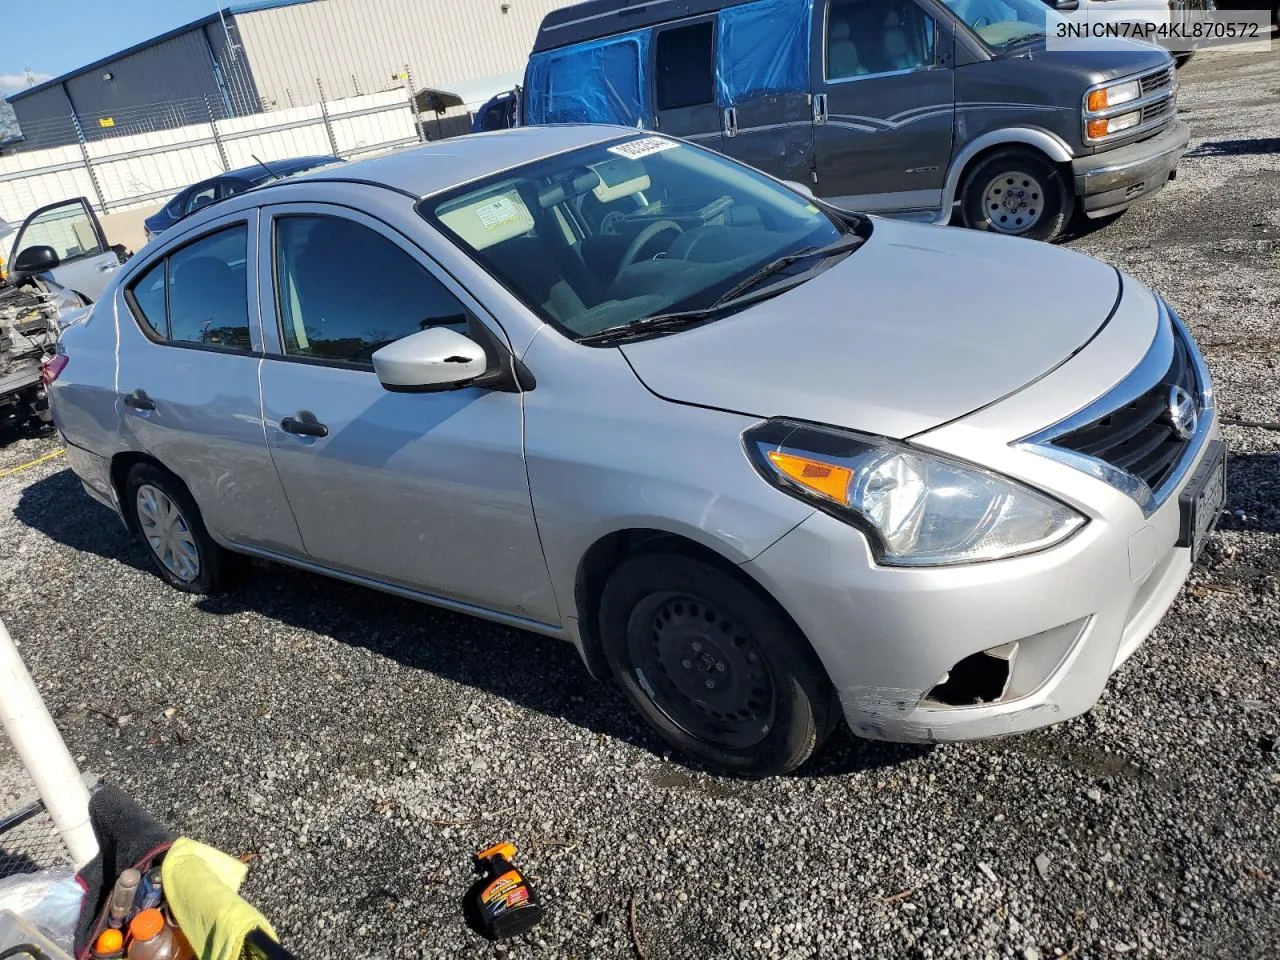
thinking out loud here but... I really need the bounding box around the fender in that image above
[934,128,1076,224]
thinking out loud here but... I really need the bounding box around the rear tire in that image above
[960,148,1073,243]
[125,463,227,595]
[599,553,836,776]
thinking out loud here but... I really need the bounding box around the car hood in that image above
[619,218,1121,439]
[999,36,1173,85]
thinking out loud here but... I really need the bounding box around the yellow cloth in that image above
[160,837,278,960]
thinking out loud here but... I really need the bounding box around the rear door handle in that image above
[723,106,738,138]
[123,390,156,411]
[280,413,328,438]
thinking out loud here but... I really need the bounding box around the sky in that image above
[0,0,224,97]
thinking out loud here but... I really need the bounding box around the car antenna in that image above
[251,153,281,179]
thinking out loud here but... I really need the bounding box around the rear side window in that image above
[131,261,167,338]
[273,215,468,365]
[655,22,716,110]
[125,224,252,352]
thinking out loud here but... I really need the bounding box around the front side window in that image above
[127,225,252,351]
[423,137,854,341]
[274,216,468,364]
[17,201,103,263]
[827,0,937,79]
[934,0,1056,47]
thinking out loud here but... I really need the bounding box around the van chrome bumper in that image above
[1072,121,1191,218]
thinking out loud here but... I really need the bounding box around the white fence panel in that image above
[0,92,422,227]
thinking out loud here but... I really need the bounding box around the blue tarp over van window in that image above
[524,30,652,127]
[715,0,813,106]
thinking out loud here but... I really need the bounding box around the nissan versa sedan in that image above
[47,127,1224,775]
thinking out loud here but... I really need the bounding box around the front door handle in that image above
[723,106,738,138]
[123,390,156,411]
[280,413,329,438]
[97,262,119,272]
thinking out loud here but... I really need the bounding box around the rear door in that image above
[810,0,955,212]
[114,212,305,555]
[9,198,120,301]
[652,18,724,152]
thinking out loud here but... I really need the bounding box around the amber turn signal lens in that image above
[766,450,853,503]
[1086,89,1108,112]
[1086,118,1110,140]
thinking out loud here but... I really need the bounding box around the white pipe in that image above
[0,616,98,868]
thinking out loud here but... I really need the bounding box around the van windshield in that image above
[937,0,1059,47]
[421,137,856,342]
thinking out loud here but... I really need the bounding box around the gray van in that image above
[522,0,1190,242]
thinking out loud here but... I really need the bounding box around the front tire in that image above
[599,553,836,776]
[960,148,1073,243]
[125,463,226,595]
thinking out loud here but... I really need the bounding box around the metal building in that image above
[5,0,575,150]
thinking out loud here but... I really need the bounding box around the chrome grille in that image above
[1140,68,1174,97]
[1051,329,1198,493]
[1142,99,1173,124]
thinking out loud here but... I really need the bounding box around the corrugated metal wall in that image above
[8,23,262,151]
[232,0,578,110]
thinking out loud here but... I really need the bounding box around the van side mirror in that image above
[1053,0,1079,10]
[372,327,489,392]
[12,245,60,277]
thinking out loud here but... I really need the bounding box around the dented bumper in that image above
[740,419,1220,744]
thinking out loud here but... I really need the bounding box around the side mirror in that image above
[1054,0,1079,10]
[372,327,489,392]
[12,245,60,277]
[782,180,814,199]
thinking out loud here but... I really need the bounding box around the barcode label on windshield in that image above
[608,137,678,160]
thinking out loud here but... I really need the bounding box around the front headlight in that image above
[1085,79,1141,113]
[744,420,1086,566]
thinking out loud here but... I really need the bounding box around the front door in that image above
[9,198,121,301]
[652,18,724,153]
[811,0,955,213]
[256,204,559,626]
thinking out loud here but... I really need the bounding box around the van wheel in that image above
[599,554,836,776]
[125,463,227,595]
[960,149,1073,243]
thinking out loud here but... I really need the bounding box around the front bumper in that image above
[1072,121,1191,218]
[742,309,1218,744]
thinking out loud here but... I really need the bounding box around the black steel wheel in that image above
[600,553,836,776]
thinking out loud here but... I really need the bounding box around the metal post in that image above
[0,617,98,868]
[403,64,424,143]
[206,96,231,171]
[316,78,341,157]
[69,112,108,214]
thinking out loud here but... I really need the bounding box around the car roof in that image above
[282,126,631,200]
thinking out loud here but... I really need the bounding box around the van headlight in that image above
[744,419,1086,566]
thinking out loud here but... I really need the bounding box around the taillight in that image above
[41,354,69,386]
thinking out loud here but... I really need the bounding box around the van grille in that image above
[1142,99,1173,124]
[1140,68,1174,97]
[1051,327,1199,493]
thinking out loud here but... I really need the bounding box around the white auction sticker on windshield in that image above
[608,137,678,160]
[476,195,522,229]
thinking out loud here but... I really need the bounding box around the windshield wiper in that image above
[710,232,864,308]
[577,233,865,346]
[576,310,718,346]
[993,31,1044,48]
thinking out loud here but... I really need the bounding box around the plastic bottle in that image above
[471,841,543,940]
[136,868,164,911]
[106,869,143,929]
[93,928,125,959]
[126,908,183,960]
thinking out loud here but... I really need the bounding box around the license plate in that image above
[1178,440,1226,562]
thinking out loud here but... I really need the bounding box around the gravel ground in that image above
[2,50,1278,960]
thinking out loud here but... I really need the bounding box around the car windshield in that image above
[936,0,1058,47]
[421,137,855,341]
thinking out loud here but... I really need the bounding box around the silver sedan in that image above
[47,126,1223,775]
